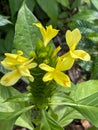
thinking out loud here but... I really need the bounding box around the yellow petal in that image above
[0,70,21,86]
[34,23,59,46]
[66,28,81,51]
[29,76,34,82]
[70,50,91,61]
[33,23,43,28]
[18,67,31,76]
[52,46,61,57]
[54,71,71,87]
[43,72,53,82]
[56,56,74,71]
[18,66,34,82]
[25,62,37,69]
[39,63,54,71]
[44,25,59,46]
[2,51,28,69]
[1,60,16,70]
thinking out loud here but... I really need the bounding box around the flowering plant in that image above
[0,3,98,130]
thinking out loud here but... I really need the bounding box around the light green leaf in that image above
[70,104,98,127]
[40,110,63,130]
[5,93,32,102]
[14,2,40,57]
[51,80,98,127]
[0,106,34,130]
[36,0,58,23]
[91,0,98,10]
[0,115,19,130]
[70,80,98,101]
[16,112,34,130]
[51,93,84,127]
[0,84,33,129]
[0,15,11,26]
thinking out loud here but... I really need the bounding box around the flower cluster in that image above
[0,50,37,86]
[0,23,90,87]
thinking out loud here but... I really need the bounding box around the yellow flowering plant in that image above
[0,4,98,130]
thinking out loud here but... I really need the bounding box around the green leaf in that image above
[51,80,98,127]
[14,2,40,57]
[91,56,98,79]
[8,0,23,18]
[9,0,35,19]
[5,93,32,102]
[0,115,19,130]
[25,0,35,12]
[57,0,69,7]
[70,80,98,101]
[51,93,84,127]
[69,20,98,35]
[40,110,63,130]
[0,84,33,129]
[36,0,58,23]
[71,9,98,22]
[70,104,98,127]
[0,28,14,55]
[87,32,98,42]
[0,106,34,130]
[15,112,34,130]
[4,28,14,52]
[0,15,11,26]
[52,97,98,127]
[91,0,98,10]
[78,92,98,106]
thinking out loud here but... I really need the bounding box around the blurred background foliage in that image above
[1,0,98,129]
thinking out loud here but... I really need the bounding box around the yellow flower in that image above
[33,23,59,47]
[0,51,37,86]
[1,50,28,70]
[39,58,71,87]
[61,28,90,69]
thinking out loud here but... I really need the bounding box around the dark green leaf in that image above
[25,0,35,12]
[36,0,58,23]
[8,0,23,18]
[91,56,98,79]
[57,0,69,7]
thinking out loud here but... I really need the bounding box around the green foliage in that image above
[40,110,63,130]
[0,15,11,26]
[91,0,98,10]
[51,80,98,127]
[13,2,40,57]
[1,0,98,129]
[56,0,69,7]
[36,0,58,23]
[0,84,34,130]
